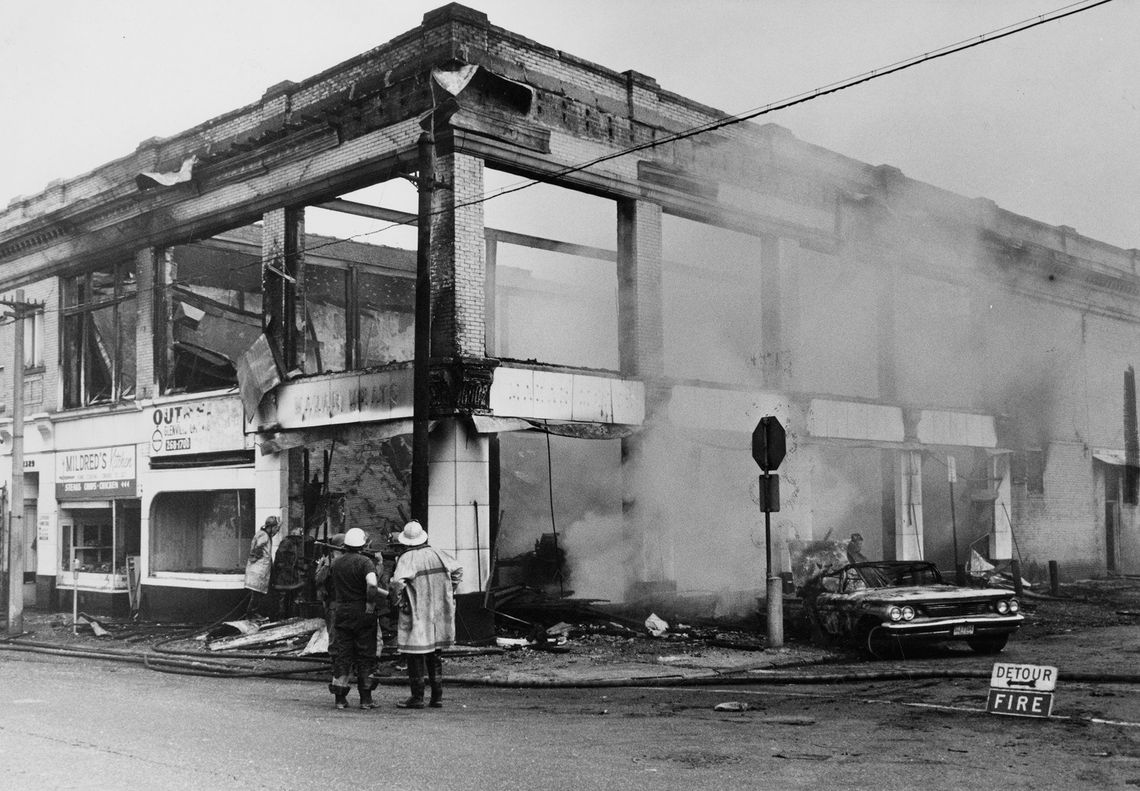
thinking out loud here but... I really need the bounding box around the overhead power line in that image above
[298,0,1115,255]
[10,0,1117,293]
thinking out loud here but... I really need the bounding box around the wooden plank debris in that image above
[207,617,324,652]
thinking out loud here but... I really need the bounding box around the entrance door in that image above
[23,502,36,606]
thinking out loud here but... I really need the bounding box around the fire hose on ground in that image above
[2,633,1139,686]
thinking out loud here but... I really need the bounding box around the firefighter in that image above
[390,520,463,709]
[243,516,281,620]
[326,527,384,710]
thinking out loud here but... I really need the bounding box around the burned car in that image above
[801,560,1023,659]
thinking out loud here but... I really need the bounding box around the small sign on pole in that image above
[751,415,787,650]
[986,662,1057,718]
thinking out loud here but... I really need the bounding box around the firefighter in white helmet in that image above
[326,527,385,710]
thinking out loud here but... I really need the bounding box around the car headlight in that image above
[901,606,915,621]
[1008,598,1019,613]
[888,606,904,622]
[996,600,1010,615]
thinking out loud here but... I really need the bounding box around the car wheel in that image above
[858,621,899,660]
[967,634,1008,655]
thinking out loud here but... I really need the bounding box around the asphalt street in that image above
[1,624,1138,791]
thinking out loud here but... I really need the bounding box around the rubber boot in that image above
[396,654,426,709]
[357,672,376,709]
[427,651,443,708]
[328,683,351,710]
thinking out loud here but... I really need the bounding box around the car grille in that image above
[919,601,992,617]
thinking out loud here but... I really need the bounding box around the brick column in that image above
[618,199,664,595]
[134,247,157,400]
[428,152,485,359]
[423,148,490,595]
[617,199,663,381]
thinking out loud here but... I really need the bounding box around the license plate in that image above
[952,624,975,637]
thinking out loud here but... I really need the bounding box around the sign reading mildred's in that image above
[56,445,137,499]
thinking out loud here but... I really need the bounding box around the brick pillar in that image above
[420,147,490,596]
[617,199,663,381]
[134,247,157,400]
[618,198,664,596]
[262,208,305,371]
[428,152,485,359]
[896,450,925,560]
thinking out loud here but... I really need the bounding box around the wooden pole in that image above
[411,132,434,528]
[6,290,26,635]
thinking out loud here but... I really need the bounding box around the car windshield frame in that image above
[848,561,944,589]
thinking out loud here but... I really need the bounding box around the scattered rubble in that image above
[206,617,325,652]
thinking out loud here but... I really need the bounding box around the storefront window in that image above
[161,226,263,393]
[150,490,254,573]
[62,260,137,406]
[60,502,141,586]
[497,431,624,601]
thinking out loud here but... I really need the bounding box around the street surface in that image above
[1,632,1138,791]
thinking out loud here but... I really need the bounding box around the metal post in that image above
[7,290,26,635]
[763,473,783,648]
[411,131,434,528]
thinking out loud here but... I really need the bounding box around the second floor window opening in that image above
[23,309,43,369]
[162,226,264,394]
[62,260,137,407]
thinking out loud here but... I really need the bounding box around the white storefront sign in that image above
[56,445,137,499]
[150,397,247,457]
[255,368,413,431]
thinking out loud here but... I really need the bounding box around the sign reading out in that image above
[150,397,246,456]
[986,662,1058,719]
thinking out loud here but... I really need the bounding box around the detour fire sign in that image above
[987,662,1057,718]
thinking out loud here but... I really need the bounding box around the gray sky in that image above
[2,0,1137,249]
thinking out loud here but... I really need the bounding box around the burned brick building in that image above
[0,3,1137,624]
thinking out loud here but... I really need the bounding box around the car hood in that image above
[828,585,1010,604]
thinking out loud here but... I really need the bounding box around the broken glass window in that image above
[62,260,137,407]
[161,226,263,393]
[304,189,417,372]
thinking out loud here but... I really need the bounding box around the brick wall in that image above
[618,199,663,382]
[429,151,485,359]
[134,248,156,399]
[1014,441,1101,580]
[0,278,58,416]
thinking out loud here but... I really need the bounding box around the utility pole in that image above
[3,290,37,636]
[410,131,435,529]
